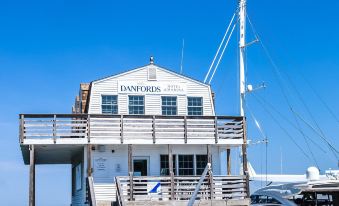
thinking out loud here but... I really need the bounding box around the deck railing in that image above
[115,175,248,205]
[19,114,244,144]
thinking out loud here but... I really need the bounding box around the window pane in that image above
[129,96,145,115]
[102,95,118,114]
[162,96,177,116]
[196,155,208,175]
[178,155,194,175]
[187,97,203,116]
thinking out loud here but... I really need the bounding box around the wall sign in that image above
[94,157,108,177]
[118,81,187,95]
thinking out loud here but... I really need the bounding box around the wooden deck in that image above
[115,175,249,206]
[19,114,245,145]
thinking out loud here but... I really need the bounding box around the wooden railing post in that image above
[184,116,187,144]
[214,116,218,144]
[120,115,124,144]
[53,115,57,143]
[87,114,91,143]
[227,148,231,175]
[152,116,156,144]
[20,114,24,143]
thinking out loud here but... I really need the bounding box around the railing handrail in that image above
[115,176,126,206]
[19,113,244,120]
[87,176,96,206]
[115,175,248,202]
[20,114,245,144]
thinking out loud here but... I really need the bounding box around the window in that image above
[250,195,281,204]
[187,97,203,115]
[129,96,144,114]
[162,96,177,115]
[196,155,208,175]
[160,155,176,176]
[102,95,118,114]
[148,67,157,80]
[178,155,194,175]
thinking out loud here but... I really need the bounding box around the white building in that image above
[20,58,250,206]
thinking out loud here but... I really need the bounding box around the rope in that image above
[245,101,268,184]
[300,73,339,124]
[208,19,238,84]
[251,93,313,161]
[253,93,327,153]
[204,11,237,83]
[246,14,338,163]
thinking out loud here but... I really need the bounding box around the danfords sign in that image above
[118,81,187,95]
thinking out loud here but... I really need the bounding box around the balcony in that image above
[19,114,245,145]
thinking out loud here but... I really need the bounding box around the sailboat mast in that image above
[239,0,246,116]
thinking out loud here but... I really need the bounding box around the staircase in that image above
[94,183,116,206]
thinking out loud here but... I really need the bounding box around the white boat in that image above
[250,167,339,205]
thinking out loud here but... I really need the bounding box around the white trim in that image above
[161,95,178,116]
[132,156,150,176]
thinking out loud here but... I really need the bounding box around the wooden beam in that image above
[29,145,35,206]
[241,118,250,197]
[168,145,174,200]
[227,149,231,175]
[128,144,133,201]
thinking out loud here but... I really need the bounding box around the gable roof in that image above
[91,63,209,87]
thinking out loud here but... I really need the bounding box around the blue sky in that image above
[0,0,339,205]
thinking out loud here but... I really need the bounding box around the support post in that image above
[241,118,250,197]
[227,148,231,175]
[29,145,35,206]
[128,144,133,201]
[87,145,92,176]
[168,145,174,200]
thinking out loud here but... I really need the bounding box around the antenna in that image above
[180,38,185,74]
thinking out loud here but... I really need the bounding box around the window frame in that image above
[101,95,118,114]
[161,96,178,116]
[195,155,208,175]
[187,96,203,116]
[128,95,145,115]
[160,154,177,176]
[178,154,194,176]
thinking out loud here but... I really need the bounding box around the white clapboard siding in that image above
[94,183,116,203]
[88,65,215,115]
